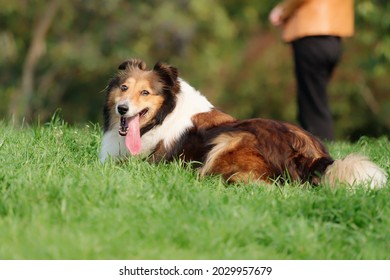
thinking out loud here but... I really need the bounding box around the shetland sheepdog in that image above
[100,58,387,189]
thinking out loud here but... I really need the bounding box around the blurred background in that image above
[1,0,389,140]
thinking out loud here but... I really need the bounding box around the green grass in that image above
[0,118,389,260]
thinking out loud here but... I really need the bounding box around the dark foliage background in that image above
[1,0,389,140]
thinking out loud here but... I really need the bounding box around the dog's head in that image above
[103,58,180,136]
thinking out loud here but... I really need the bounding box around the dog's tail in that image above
[322,154,387,189]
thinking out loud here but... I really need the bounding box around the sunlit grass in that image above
[0,120,389,259]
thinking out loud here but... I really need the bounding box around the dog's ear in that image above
[153,62,180,93]
[118,59,146,71]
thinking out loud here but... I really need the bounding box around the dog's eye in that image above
[141,90,150,96]
[120,85,128,92]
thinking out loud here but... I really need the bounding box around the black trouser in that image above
[292,36,342,141]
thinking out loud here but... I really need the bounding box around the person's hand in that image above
[269,5,285,27]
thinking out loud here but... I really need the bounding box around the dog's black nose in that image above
[117,104,129,115]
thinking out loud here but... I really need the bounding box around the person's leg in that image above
[292,36,342,141]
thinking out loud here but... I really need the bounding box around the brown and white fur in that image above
[100,59,387,189]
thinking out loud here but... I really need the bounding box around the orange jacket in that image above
[279,0,354,42]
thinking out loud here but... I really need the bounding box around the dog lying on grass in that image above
[100,58,387,188]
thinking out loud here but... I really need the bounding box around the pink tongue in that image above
[125,115,142,155]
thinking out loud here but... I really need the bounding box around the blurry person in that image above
[269,0,354,140]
